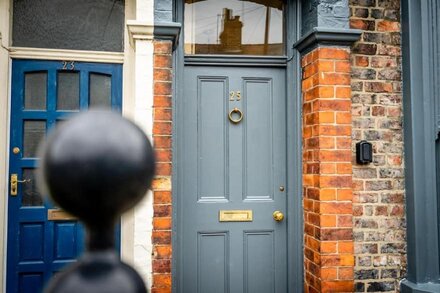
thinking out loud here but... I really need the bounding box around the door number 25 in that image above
[229,90,241,101]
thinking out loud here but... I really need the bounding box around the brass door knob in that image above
[273,211,284,222]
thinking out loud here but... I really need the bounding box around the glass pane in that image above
[57,72,79,110]
[23,121,46,158]
[22,169,43,206]
[89,73,111,108]
[12,0,125,52]
[24,72,47,110]
[185,0,284,55]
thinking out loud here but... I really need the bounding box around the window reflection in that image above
[185,0,284,55]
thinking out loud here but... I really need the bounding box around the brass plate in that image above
[219,210,253,222]
[47,209,77,221]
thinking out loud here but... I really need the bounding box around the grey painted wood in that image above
[401,0,440,291]
[180,66,287,293]
[173,1,304,292]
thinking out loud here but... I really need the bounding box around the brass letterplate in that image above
[47,209,77,221]
[219,210,253,222]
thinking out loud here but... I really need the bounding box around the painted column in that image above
[125,0,156,288]
[296,1,361,292]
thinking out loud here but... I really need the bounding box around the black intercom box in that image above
[356,140,373,164]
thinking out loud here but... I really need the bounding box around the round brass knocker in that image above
[228,108,243,124]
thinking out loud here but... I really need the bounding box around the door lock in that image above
[10,174,31,196]
[273,211,284,222]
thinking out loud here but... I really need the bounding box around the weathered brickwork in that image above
[302,47,355,293]
[152,40,173,293]
[349,0,405,292]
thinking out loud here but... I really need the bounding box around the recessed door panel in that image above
[244,231,275,293]
[198,78,229,201]
[54,222,78,260]
[243,79,273,200]
[19,223,44,261]
[197,232,229,293]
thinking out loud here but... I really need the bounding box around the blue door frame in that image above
[7,59,122,293]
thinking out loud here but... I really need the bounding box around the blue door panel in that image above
[7,59,122,293]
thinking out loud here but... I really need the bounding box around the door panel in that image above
[180,66,287,292]
[7,59,122,293]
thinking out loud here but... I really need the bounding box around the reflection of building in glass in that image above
[219,8,243,53]
[184,0,284,55]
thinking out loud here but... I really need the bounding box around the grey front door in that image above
[180,66,287,292]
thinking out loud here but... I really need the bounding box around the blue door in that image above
[7,60,122,293]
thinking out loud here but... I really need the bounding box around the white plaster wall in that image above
[0,0,10,291]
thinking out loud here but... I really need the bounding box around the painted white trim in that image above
[0,0,10,291]
[9,47,125,63]
[127,20,154,46]
[120,0,155,290]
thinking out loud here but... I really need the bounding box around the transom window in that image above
[184,0,285,56]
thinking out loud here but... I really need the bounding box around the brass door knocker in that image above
[228,108,243,124]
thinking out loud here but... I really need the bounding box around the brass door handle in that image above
[273,211,284,222]
[10,174,31,196]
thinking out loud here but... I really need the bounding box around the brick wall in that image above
[349,0,406,292]
[152,40,173,293]
[302,47,355,293]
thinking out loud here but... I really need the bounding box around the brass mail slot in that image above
[219,210,253,222]
[47,209,77,221]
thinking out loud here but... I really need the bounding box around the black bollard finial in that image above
[39,111,155,293]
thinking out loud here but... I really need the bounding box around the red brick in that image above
[154,82,172,95]
[377,20,400,32]
[317,48,350,60]
[154,42,172,54]
[154,68,172,81]
[154,136,172,148]
[154,55,172,68]
[320,202,353,214]
[152,259,171,273]
[319,73,351,85]
[153,217,172,230]
[154,205,172,217]
[154,245,172,259]
[154,191,172,204]
[156,163,172,176]
[154,96,172,107]
[355,56,369,67]
[335,61,350,73]
[153,274,172,288]
[153,122,172,135]
[152,231,171,245]
[155,149,172,162]
[335,87,351,99]
[321,280,353,292]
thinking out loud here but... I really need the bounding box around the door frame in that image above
[172,0,303,291]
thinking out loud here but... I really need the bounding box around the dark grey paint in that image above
[180,66,288,293]
[12,0,124,52]
[154,0,173,22]
[401,0,440,291]
[154,22,181,50]
[301,0,349,35]
[294,27,361,54]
